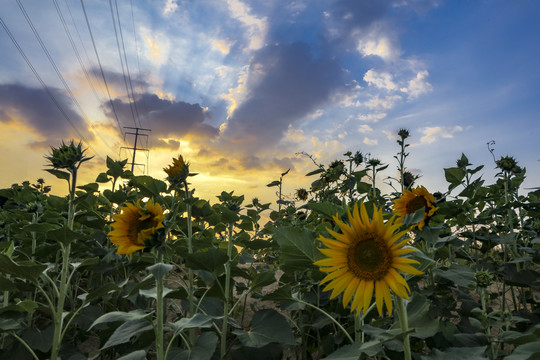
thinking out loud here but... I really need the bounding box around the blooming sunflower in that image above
[164,155,189,184]
[392,185,438,230]
[314,203,423,316]
[108,199,165,255]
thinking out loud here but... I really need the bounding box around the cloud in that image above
[363,137,378,145]
[420,125,463,144]
[364,95,402,110]
[364,69,397,90]
[102,93,219,140]
[219,42,344,153]
[163,0,179,15]
[226,0,268,50]
[359,124,373,133]
[0,84,93,147]
[356,113,387,122]
[400,70,433,99]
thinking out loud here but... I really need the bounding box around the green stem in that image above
[155,261,165,360]
[50,168,77,360]
[221,224,234,359]
[294,298,354,344]
[10,332,40,360]
[395,297,412,360]
[184,181,195,345]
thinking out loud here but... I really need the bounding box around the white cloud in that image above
[163,0,178,15]
[363,137,378,145]
[400,70,433,99]
[382,129,396,140]
[365,95,401,110]
[357,113,387,122]
[364,69,397,90]
[356,28,401,61]
[420,125,463,144]
[359,124,373,133]
[226,0,268,50]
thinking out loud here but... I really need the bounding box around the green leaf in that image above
[433,264,475,288]
[117,350,147,360]
[169,313,219,334]
[96,172,110,183]
[273,226,322,271]
[0,254,47,283]
[421,346,488,360]
[90,310,149,329]
[505,342,540,360]
[47,226,85,246]
[308,201,341,220]
[167,332,219,360]
[266,180,281,187]
[78,282,121,304]
[232,309,295,348]
[101,318,152,349]
[403,207,426,227]
[261,285,292,301]
[45,168,70,181]
[185,248,228,274]
[130,175,167,198]
[147,263,174,281]
[0,300,39,315]
[305,168,325,176]
[323,342,375,360]
[77,182,99,193]
[404,295,439,339]
[444,167,466,187]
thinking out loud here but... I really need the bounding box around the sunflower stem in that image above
[294,298,354,344]
[184,181,195,345]
[50,167,76,360]
[395,296,412,360]
[155,256,165,360]
[221,223,234,359]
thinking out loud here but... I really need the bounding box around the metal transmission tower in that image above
[122,127,151,173]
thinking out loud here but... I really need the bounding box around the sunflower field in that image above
[0,132,539,360]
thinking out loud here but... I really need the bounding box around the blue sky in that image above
[0,0,538,202]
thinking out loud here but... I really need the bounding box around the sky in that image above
[0,0,539,205]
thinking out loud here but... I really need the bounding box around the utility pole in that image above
[121,126,151,173]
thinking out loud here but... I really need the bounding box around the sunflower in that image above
[314,203,423,316]
[108,199,165,255]
[164,155,189,184]
[392,185,438,230]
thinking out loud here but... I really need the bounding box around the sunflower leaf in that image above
[403,207,426,227]
[232,309,295,348]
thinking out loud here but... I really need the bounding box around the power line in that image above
[0,16,101,160]
[109,0,138,128]
[121,127,151,173]
[16,0,109,162]
[113,0,142,127]
[130,0,149,119]
[80,0,125,139]
[53,0,118,156]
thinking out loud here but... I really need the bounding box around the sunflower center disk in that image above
[348,237,391,280]
[406,196,428,214]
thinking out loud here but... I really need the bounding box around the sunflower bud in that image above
[474,269,494,288]
[496,156,518,173]
[397,128,410,140]
[45,141,92,171]
[403,171,415,188]
[296,188,308,201]
[164,155,190,186]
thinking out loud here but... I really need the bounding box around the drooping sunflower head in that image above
[164,155,189,185]
[108,199,165,255]
[392,185,438,230]
[314,202,423,316]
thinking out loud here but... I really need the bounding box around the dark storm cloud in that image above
[103,93,219,139]
[90,67,148,93]
[0,83,93,147]
[220,42,344,153]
